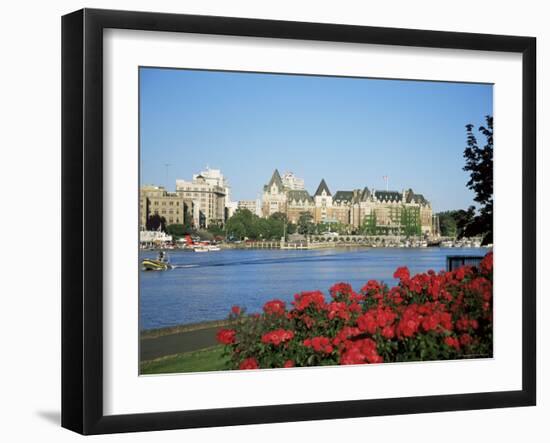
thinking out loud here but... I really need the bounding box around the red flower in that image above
[340,338,382,365]
[333,326,362,346]
[304,336,333,354]
[388,287,404,304]
[283,360,295,368]
[455,316,479,332]
[239,357,259,370]
[216,328,236,345]
[301,315,315,329]
[357,311,378,334]
[444,336,460,351]
[469,277,492,301]
[480,252,493,274]
[327,301,350,321]
[222,251,493,370]
[261,329,294,346]
[329,282,353,299]
[396,306,421,338]
[263,299,286,316]
[428,279,441,300]
[421,313,441,332]
[292,290,327,311]
[393,266,410,281]
[361,280,382,294]
[460,333,472,346]
[381,325,395,339]
[440,312,453,331]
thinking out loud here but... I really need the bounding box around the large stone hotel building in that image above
[261,169,433,235]
[140,167,434,235]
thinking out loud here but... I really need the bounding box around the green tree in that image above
[463,115,493,244]
[287,222,297,235]
[166,224,186,239]
[361,211,377,235]
[297,212,315,235]
[400,206,421,237]
[437,211,458,237]
[269,212,287,222]
[436,209,476,239]
[146,214,166,231]
[453,207,476,239]
[225,209,257,240]
[207,221,225,238]
[266,213,286,239]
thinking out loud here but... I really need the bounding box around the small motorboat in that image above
[193,244,221,252]
[142,259,173,271]
[142,251,173,271]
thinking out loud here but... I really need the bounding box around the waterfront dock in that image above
[223,235,466,250]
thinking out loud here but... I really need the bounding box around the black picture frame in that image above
[61,8,536,435]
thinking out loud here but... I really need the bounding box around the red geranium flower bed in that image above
[218,252,493,370]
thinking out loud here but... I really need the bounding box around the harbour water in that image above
[139,247,489,331]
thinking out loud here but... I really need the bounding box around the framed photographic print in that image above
[61,8,536,435]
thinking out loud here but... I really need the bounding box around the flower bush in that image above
[217,252,493,370]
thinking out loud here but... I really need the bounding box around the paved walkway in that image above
[140,326,219,361]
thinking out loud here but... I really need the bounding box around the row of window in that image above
[151,200,181,206]
[154,209,184,215]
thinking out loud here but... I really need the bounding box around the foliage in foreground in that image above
[140,346,227,374]
[217,253,493,370]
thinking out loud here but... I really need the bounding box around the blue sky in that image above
[139,67,492,212]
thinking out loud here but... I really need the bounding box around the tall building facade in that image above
[176,174,226,228]
[193,167,232,209]
[282,171,305,190]
[261,169,433,235]
[238,200,261,216]
[140,185,195,230]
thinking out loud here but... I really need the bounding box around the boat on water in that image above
[193,244,221,252]
[142,259,173,271]
[142,251,173,271]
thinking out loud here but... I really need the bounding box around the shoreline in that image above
[141,318,230,339]
[141,244,490,252]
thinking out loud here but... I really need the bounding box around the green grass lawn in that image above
[140,346,229,375]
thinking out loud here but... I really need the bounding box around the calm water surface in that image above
[139,247,489,330]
